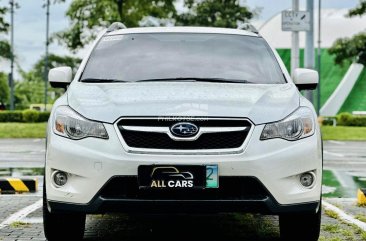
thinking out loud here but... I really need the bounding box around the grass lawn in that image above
[321,126,366,141]
[0,123,47,138]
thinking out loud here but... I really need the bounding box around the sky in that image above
[0,0,360,74]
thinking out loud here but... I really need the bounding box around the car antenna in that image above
[237,23,259,35]
[106,22,127,33]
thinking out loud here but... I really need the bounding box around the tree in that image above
[57,0,256,51]
[31,53,81,79]
[328,33,366,66]
[55,0,177,51]
[0,73,9,108]
[14,78,45,110]
[0,2,11,59]
[348,0,366,17]
[0,40,11,59]
[176,0,255,28]
[15,54,81,109]
[329,1,366,65]
[0,1,10,109]
[0,2,9,33]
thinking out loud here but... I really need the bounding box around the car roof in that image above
[106,26,259,37]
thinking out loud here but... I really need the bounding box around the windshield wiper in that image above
[80,78,128,83]
[134,77,253,84]
[81,77,253,84]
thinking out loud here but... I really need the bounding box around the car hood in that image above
[67,82,299,124]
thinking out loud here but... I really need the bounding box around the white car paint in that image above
[46,27,322,209]
[67,82,299,124]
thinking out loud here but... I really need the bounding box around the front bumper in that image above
[46,123,323,209]
[48,176,320,214]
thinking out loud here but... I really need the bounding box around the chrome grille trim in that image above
[114,117,254,155]
[120,126,248,142]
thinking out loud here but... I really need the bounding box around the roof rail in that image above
[106,22,127,32]
[237,23,259,34]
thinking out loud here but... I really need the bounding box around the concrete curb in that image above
[0,178,38,194]
[323,200,366,231]
[358,189,366,206]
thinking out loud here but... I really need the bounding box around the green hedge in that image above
[0,110,50,123]
[38,112,51,122]
[0,111,23,122]
[322,112,366,127]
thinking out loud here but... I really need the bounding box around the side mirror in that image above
[48,67,72,89]
[293,68,319,91]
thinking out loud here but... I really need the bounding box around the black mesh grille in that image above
[100,176,268,200]
[118,118,251,150]
[121,130,248,149]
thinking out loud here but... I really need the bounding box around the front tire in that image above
[43,184,86,241]
[279,205,321,241]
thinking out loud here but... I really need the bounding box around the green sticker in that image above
[206,165,218,188]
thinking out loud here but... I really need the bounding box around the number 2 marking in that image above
[207,167,213,181]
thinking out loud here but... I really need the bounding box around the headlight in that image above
[260,107,315,141]
[53,106,108,140]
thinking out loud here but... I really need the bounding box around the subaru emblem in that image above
[170,122,199,137]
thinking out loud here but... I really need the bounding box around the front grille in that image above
[121,130,248,149]
[117,118,251,150]
[100,176,269,200]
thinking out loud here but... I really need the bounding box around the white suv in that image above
[44,24,322,241]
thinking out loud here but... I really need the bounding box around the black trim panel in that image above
[48,197,320,215]
[296,83,318,91]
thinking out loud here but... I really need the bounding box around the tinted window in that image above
[81,33,285,84]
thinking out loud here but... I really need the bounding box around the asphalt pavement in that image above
[0,194,365,240]
[0,139,45,168]
[323,140,366,171]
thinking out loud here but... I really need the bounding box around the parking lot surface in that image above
[0,195,366,240]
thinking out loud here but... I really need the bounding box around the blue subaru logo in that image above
[170,122,199,137]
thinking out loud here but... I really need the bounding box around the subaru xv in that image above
[44,24,322,241]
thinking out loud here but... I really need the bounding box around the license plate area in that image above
[138,165,218,189]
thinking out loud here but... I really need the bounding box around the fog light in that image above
[53,171,68,187]
[300,172,315,188]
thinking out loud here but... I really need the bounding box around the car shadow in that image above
[84,213,280,241]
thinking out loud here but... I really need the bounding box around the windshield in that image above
[81,33,286,84]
